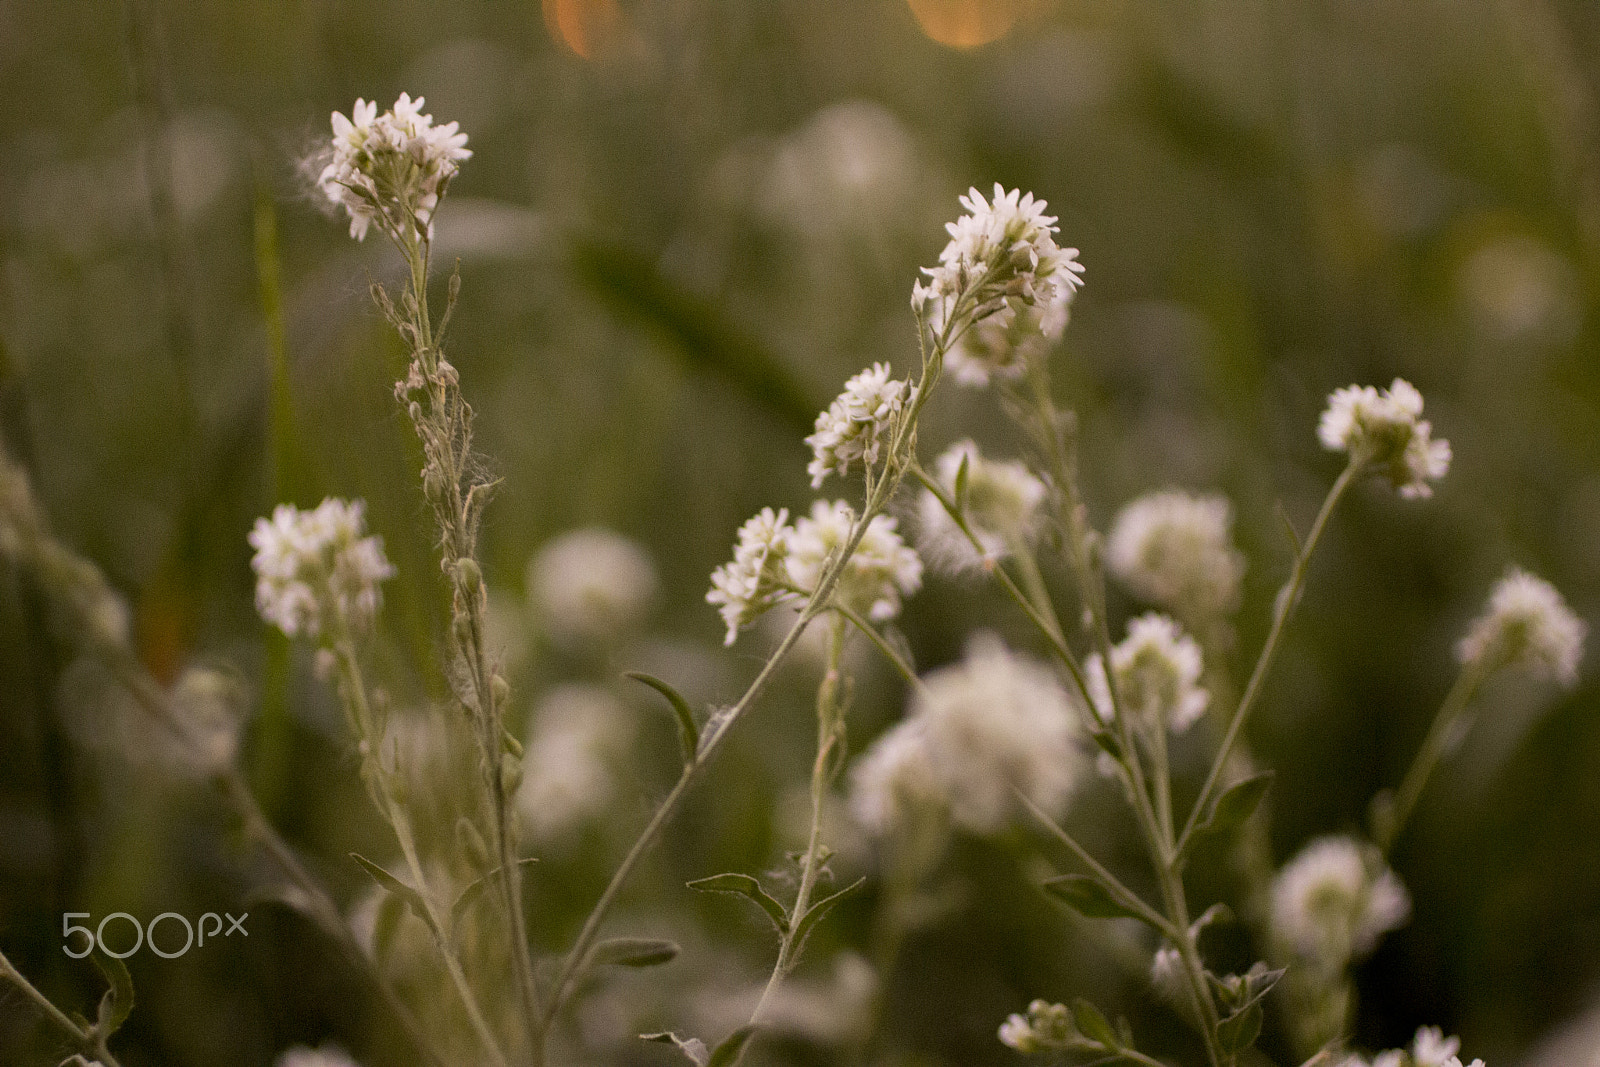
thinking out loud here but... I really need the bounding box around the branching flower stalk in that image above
[0,948,126,1067]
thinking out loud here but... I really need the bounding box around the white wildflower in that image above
[1150,943,1186,1002]
[849,718,942,837]
[1457,567,1585,686]
[529,527,658,644]
[1412,1026,1462,1067]
[277,1046,361,1067]
[1270,835,1411,966]
[913,634,1084,834]
[916,440,1047,574]
[1444,1059,1486,1067]
[945,284,1074,386]
[806,363,908,488]
[786,500,923,623]
[317,93,470,243]
[707,507,794,645]
[998,999,1076,1054]
[1086,614,1209,734]
[1107,490,1246,620]
[248,499,395,640]
[1318,378,1451,498]
[915,185,1085,357]
[516,684,633,844]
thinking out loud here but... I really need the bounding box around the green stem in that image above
[1376,663,1486,855]
[831,601,924,690]
[1177,457,1362,856]
[0,949,116,1065]
[1016,793,1177,938]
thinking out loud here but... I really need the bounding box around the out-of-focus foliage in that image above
[1,0,1598,1064]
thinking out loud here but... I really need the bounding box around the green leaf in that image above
[790,877,867,956]
[952,451,971,512]
[590,937,681,968]
[641,1031,710,1067]
[91,948,134,1039]
[627,672,700,765]
[687,873,790,935]
[1069,998,1119,1050]
[351,853,439,938]
[450,857,539,936]
[1217,1002,1264,1054]
[1088,729,1123,761]
[1042,875,1150,925]
[706,1025,758,1067]
[1192,772,1273,846]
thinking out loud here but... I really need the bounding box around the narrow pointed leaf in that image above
[706,1025,758,1067]
[687,873,789,935]
[790,877,866,955]
[1042,874,1150,925]
[1069,998,1119,1050]
[641,1031,710,1067]
[590,937,680,968]
[91,948,134,1038]
[351,853,439,938]
[1217,1002,1264,1054]
[627,671,699,765]
[1192,772,1273,847]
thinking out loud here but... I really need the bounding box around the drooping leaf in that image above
[1042,875,1150,925]
[687,873,789,935]
[706,1025,758,1067]
[641,1031,710,1067]
[590,937,681,968]
[627,671,699,765]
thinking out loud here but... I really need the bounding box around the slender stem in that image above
[831,601,925,690]
[1376,663,1485,855]
[751,614,848,1026]
[0,948,114,1064]
[1177,458,1362,855]
[1016,792,1177,938]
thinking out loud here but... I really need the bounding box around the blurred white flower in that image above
[916,440,1047,574]
[786,500,923,623]
[170,667,244,775]
[915,185,1084,360]
[849,717,942,837]
[913,634,1084,834]
[1270,835,1410,966]
[1149,943,1186,1003]
[1106,490,1245,621]
[318,93,470,242]
[1086,613,1209,734]
[997,999,1076,1054]
[248,499,395,640]
[1412,1026,1462,1067]
[1318,378,1450,498]
[707,507,795,646]
[806,363,908,488]
[1457,567,1585,686]
[277,1046,361,1067]
[945,286,1074,386]
[516,684,633,844]
[529,527,658,645]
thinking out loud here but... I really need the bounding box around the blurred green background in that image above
[2,0,1599,1064]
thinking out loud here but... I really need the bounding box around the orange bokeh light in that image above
[905,0,1024,49]
[543,0,625,59]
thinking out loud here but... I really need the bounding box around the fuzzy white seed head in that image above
[1107,490,1246,621]
[806,363,908,488]
[915,185,1085,360]
[912,634,1084,834]
[1457,567,1585,686]
[1270,835,1411,967]
[1318,378,1450,498]
[916,440,1047,575]
[707,507,795,645]
[786,500,923,623]
[248,499,395,641]
[317,93,470,243]
[529,527,658,644]
[1086,613,1209,734]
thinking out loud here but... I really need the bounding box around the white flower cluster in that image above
[806,362,908,488]
[914,185,1084,375]
[916,439,1047,574]
[1336,1026,1479,1067]
[516,684,634,844]
[708,502,923,645]
[1318,378,1451,498]
[318,93,471,242]
[998,999,1076,1054]
[277,1045,361,1067]
[1457,567,1585,686]
[1270,835,1411,967]
[529,527,658,644]
[1107,490,1246,621]
[707,507,794,646]
[1087,613,1210,734]
[852,635,1084,836]
[248,499,395,640]
[945,287,1074,386]
[786,500,923,623]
